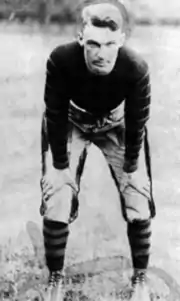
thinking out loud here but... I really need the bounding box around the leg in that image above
[43,125,89,224]
[123,150,152,301]
[94,128,154,299]
[42,125,90,300]
[121,144,152,273]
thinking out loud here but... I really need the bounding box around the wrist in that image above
[123,160,138,173]
[53,160,69,170]
[53,166,69,173]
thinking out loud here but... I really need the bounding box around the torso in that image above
[53,41,147,115]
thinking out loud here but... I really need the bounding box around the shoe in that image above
[44,271,64,301]
[129,269,150,301]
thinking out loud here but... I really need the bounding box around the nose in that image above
[97,45,107,60]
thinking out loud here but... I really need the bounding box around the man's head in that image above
[77,0,127,75]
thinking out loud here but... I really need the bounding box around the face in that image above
[79,25,125,75]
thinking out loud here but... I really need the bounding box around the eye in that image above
[106,42,116,47]
[87,40,100,48]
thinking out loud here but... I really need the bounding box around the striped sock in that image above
[127,219,151,270]
[43,218,69,272]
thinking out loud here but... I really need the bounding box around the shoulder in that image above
[117,46,149,80]
[48,40,81,67]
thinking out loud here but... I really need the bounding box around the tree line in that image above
[0,0,135,24]
[0,0,79,23]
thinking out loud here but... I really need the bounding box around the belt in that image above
[68,100,125,133]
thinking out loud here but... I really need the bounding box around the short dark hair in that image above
[76,0,132,34]
[91,15,120,31]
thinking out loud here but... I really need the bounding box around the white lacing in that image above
[48,271,63,288]
[132,270,147,287]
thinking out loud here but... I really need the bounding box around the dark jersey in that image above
[44,41,151,172]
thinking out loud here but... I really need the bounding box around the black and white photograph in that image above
[0,0,180,300]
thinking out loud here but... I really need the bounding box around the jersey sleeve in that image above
[44,48,70,169]
[124,61,151,173]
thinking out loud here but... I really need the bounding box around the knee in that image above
[44,185,73,223]
[126,205,151,223]
[122,187,151,223]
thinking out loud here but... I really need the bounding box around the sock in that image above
[43,218,69,272]
[127,219,151,270]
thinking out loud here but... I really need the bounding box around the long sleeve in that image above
[44,50,70,169]
[124,62,151,173]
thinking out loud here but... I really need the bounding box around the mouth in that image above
[93,61,106,67]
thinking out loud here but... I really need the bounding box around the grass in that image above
[0,22,180,299]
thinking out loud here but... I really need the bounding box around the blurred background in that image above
[0,0,180,295]
[1,0,180,25]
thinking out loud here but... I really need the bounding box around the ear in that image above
[77,31,84,46]
[118,32,126,48]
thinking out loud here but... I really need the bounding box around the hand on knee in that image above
[44,185,73,223]
[41,167,77,202]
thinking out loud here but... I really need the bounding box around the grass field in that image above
[1,21,180,298]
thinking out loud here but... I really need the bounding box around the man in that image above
[40,0,156,300]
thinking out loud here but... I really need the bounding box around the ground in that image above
[0,21,180,300]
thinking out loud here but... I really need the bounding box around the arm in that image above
[124,62,151,173]
[44,49,70,170]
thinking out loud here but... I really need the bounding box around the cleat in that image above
[129,269,151,301]
[44,271,64,301]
